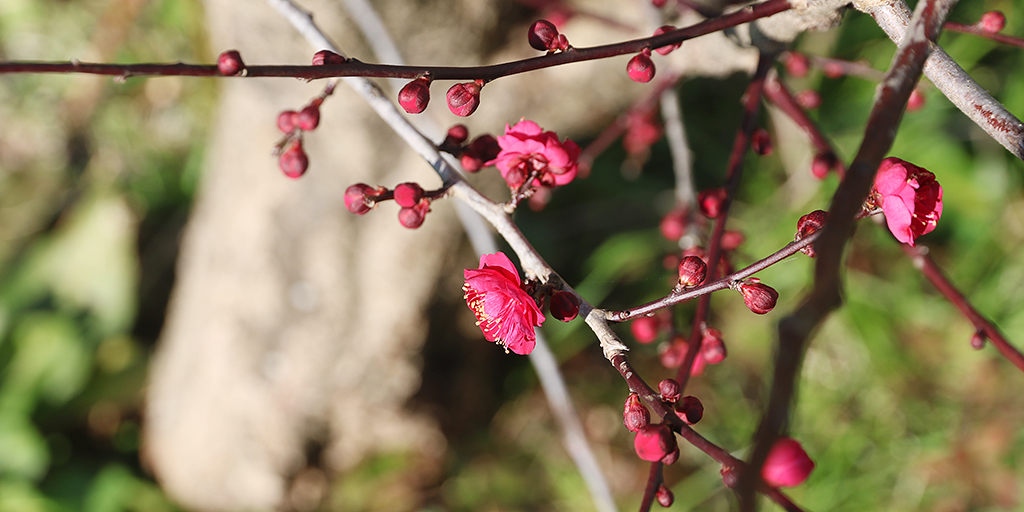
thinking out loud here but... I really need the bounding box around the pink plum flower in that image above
[487,119,581,189]
[463,252,545,355]
[872,157,943,246]
[762,437,815,488]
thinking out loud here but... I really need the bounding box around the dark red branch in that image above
[737,0,957,511]
[944,21,1024,49]
[763,72,845,175]
[638,462,664,512]
[900,244,1024,373]
[0,0,791,82]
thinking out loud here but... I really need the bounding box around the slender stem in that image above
[638,462,663,512]
[763,71,845,175]
[944,21,1024,49]
[900,244,1024,373]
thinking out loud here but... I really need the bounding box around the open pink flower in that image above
[487,119,580,189]
[463,252,545,355]
[873,157,943,246]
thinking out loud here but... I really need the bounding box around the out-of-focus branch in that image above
[900,244,1024,373]
[738,0,957,510]
[763,71,846,175]
[855,0,1024,160]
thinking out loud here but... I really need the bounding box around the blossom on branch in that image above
[463,252,545,355]
[872,157,943,246]
[488,119,580,189]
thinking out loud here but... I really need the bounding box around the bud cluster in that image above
[795,210,827,257]
[437,125,501,172]
[344,181,445,229]
[528,20,570,52]
[275,97,324,178]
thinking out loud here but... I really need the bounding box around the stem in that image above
[763,71,845,175]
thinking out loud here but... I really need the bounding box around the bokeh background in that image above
[1,0,1023,510]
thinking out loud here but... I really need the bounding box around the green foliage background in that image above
[1,0,1022,511]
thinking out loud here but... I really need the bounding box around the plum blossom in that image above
[487,119,581,189]
[762,437,815,488]
[463,252,544,355]
[872,157,943,246]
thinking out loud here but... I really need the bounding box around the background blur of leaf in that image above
[0,0,1022,511]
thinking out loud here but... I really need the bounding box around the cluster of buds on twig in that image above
[344,181,447,229]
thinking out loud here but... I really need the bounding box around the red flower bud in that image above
[822,61,844,79]
[627,49,656,83]
[344,183,378,215]
[393,182,425,208]
[528,19,562,52]
[549,291,579,322]
[398,199,430,229]
[751,128,772,155]
[630,316,661,344]
[676,395,704,424]
[634,424,677,462]
[660,208,687,241]
[443,124,469,147]
[277,110,299,133]
[796,90,821,110]
[762,437,815,488]
[460,134,500,172]
[311,50,346,66]
[907,88,925,112]
[279,141,308,179]
[216,50,245,76]
[677,255,707,288]
[978,11,1006,33]
[447,81,482,117]
[297,104,320,131]
[623,393,650,432]
[796,210,827,257]
[656,485,674,507]
[658,379,680,403]
[399,76,431,114]
[700,328,726,364]
[739,279,778,315]
[721,230,745,251]
[661,447,680,466]
[698,188,727,219]
[811,152,835,179]
[653,26,681,55]
[970,331,986,350]
[784,52,809,78]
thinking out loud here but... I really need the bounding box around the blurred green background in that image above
[1,0,1023,510]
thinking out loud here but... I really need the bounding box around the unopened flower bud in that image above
[677,255,707,288]
[549,291,579,322]
[399,76,431,114]
[762,437,815,488]
[627,49,656,83]
[907,88,925,112]
[623,393,650,432]
[796,90,821,109]
[297,104,320,131]
[217,50,245,76]
[447,81,482,117]
[970,331,986,349]
[344,183,378,215]
[751,128,772,155]
[528,19,562,52]
[656,485,674,507]
[978,11,1006,33]
[721,465,738,488]
[279,141,308,179]
[822,61,844,79]
[660,208,687,241]
[811,152,835,179]
[443,124,469,147]
[398,199,430,229]
[634,424,677,462]
[739,279,778,315]
[277,110,299,133]
[393,182,425,208]
[630,316,661,344]
[311,49,346,65]
[460,134,500,172]
[784,52,809,77]
[676,395,704,424]
[796,210,827,257]
[721,230,745,251]
[661,447,680,466]
[653,26,681,55]
[658,379,680,403]
[700,328,726,364]
[698,188,727,219]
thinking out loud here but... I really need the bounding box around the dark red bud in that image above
[623,393,650,432]
[700,328,726,364]
[393,182,425,208]
[627,49,656,83]
[740,279,778,314]
[796,210,827,257]
[217,50,245,76]
[446,81,482,117]
[656,485,674,507]
[399,76,431,114]
[344,183,377,214]
[277,110,299,133]
[658,379,680,403]
[311,50,346,66]
[698,188,727,219]
[398,199,430,229]
[653,26,681,55]
[677,255,707,288]
[279,142,308,179]
[676,395,704,424]
[721,465,738,488]
[979,11,1006,33]
[549,291,579,322]
[443,124,469,147]
[751,128,772,155]
[811,153,835,179]
[297,104,320,131]
[528,19,561,52]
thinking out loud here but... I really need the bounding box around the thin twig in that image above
[763,71,845,175]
